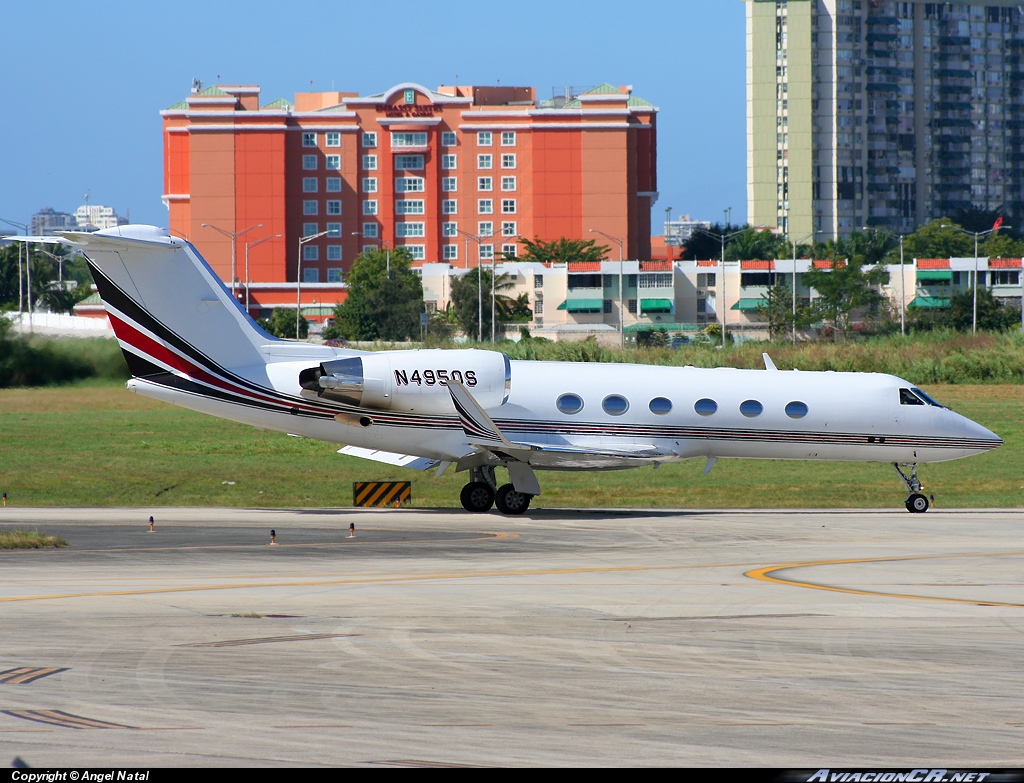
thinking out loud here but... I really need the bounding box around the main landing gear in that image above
[893,462,930,513]
[459,466,533,515]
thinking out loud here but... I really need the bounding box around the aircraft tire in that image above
[460,481,495,513]
[495,484,531,515]
[905,493,929,513]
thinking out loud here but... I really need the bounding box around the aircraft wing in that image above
[447,381,675,470]
[338,445,450,474]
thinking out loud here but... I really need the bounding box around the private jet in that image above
[10,226,1002,515]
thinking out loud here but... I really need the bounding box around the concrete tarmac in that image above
[1,505,1022,767]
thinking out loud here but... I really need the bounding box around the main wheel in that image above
[495,483,531,515]
[905,493,929,513]
[460,481,495,512]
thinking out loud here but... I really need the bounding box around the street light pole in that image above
[456,229,483,341]
[788,230,819,345]
[694,226,747,347]
[201,222,263,301]
[589,229,625,349]
[297,230,330,339]
[1,218,29,332]
[942,224,1011,334]
[244,234,281,315]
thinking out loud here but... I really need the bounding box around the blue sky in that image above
[0,0,747,234]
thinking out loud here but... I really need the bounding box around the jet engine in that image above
[299,349,511,414]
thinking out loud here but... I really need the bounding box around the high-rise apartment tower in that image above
[747,0,1024,240]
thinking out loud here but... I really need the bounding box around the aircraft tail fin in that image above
[61,225,282,377]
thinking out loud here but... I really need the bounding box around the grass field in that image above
[1,380,1019,510]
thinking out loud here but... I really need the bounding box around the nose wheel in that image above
[893,463,931,514]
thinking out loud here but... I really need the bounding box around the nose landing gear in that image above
[893,463,930,513]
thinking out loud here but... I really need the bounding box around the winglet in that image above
[447,381,514,447]
[762,352,777,371]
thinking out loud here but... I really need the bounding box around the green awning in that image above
[917,270,953,283]
[624,322,701,333]
[557,298,604,312]
[908,296,951,309]
[640,298,673,314]
[730,298,763,311]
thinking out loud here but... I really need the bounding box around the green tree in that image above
[901,219,974,260]
[324,247,423,341]
[450,268,529,340]
[260,307,309,339]
[514,237,609,265]
[804,260,889,339]
[724,228,788,261]
[948,288,1021,332]
[755,281,814,340]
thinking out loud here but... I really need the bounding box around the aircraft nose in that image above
[961,414,1002,449]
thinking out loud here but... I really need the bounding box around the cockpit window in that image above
[900,387,945,408]
[911,387,945,408]
[899,388,925,406]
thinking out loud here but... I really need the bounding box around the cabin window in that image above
[602,395,629,416]
[785,401,809,418]
[740,400,763,417]
[556,393,584,414]
[649,397,672,415]
[694,398,717,416]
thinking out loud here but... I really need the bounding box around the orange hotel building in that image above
[162,81,658,315]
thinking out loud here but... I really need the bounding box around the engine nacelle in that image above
[299,349,510,414]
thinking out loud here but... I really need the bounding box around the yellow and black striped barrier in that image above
[353,481,412,508]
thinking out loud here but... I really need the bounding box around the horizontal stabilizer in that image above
[338,445,443,472]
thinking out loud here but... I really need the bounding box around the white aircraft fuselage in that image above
[15,225,1001,515]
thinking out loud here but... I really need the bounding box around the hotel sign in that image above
[380,104,436,118]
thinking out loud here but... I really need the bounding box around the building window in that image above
[395,199,425,215]
[362,200,377,216]
[639,273,673,288]
[697,298,706,313]
[303,246,319,262]
[501,154,516,169]
[326,200,342,215]
[405,245,425,260]
[391,132,427,148]
[442,200,457,215]
[362,177,377,193]
[628,299,637,314]
[326,178,342,192]
[478,176,493,192]
[303,177,317,193]
[303,200,318,216]
[442,177,457,192]
[443,244,458,261]
[303,222,319,237]
[534,275,543,289]
[480,244,494,260]
[362,223,378,238]
[363,155,378,171]
[303,267,319,282]
[395,155,424,170]
[478,199,493,214]
[477,154,492,170]
[302,132,317,148]
[326,132,341,147]
[326,222,342,237]
[502,243,518,257]
[477,131,492,146]
[326,155,341,170]
[442,131,457,147]
[327,246,342,261]
[395,177,425,193]
[362,132,377,148]
[501,199,517,214]
[442,154,457,169]
[396,222,425,238]
[328,267,343,281]
[303,155,317,170]
[478,221,494,237]
[502,221,517,236]
[535,298,544,315]
[501,176,516,191]
[443,222,458,237]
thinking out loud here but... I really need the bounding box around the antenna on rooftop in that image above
[191,78,202,93]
